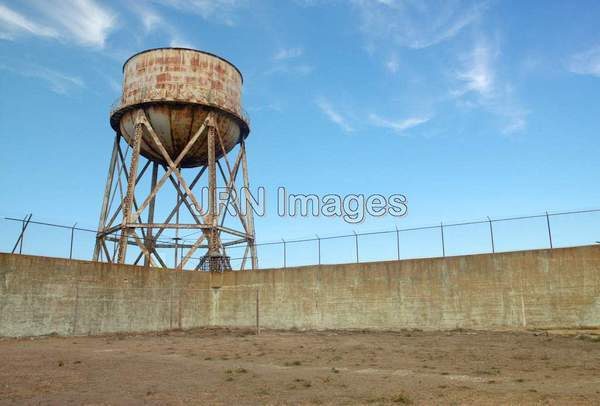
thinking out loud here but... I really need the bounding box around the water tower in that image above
[93,48,257,271]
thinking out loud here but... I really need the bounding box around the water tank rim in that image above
[109,101,250,138]
[122,47,244,83]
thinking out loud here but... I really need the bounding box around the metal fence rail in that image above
[2,208,600,270]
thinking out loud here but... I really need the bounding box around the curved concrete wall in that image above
[1,246,599,337]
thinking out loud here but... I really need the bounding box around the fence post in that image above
[69,222,77,259]
[546,211,553,249]
[440,222,445,257]
[19,217,25,254]
[353,230,359,263]
[315,234,321,265]
[256,289,260,336]
[11,214,32,255]
[395,226,400,260]
[487,216,495,253]
[282,238,286,268]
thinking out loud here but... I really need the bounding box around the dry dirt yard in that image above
[1,328,599,405]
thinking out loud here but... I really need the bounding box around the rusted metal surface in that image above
[119,48,243,114]
[110,48,248,168]
[118,116,144,264]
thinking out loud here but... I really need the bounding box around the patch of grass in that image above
[366,397,387,404]
[284,360,302,366]
[225,376,234,382]
[235,368,248,374]
[515,378,525,383]
[257,388,270,396]
[391,392,413,404]
[294,378,312,388]
[450,328,466,333]
[475,368,500,376]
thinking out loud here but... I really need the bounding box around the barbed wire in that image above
[3,206,600,268]
[5,207,600,248]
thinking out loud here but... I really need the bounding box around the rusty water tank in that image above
[110,48,249,168]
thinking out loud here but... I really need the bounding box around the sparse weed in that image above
[391,392,413,404]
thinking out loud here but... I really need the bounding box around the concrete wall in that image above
[1,246,599,337]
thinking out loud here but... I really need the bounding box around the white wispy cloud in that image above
[0,0,117,48]
[315,98,355,132]
[247,102,283,113]
[267,47,314,76]
[169,37,195,48]
[368,113,431,133]
[567,45,600,77]
[0,3,58,40]
[293,0,323,6]
[454,40,496,97]
[128,2,194,49]
[31,0,117,48]
[452,39,528,134]
[385,54,399,73]
[353,0,487,49]
[265,64,315,76]
[0,63,84,94]
[130,2,162,32]
[155,0,246,26]
[273,47,303,61]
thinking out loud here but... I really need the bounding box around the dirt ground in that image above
[1,328,599,405]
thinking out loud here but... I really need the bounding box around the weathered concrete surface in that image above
[1,246,599,337]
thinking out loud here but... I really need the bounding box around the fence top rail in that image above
[254,207,600,245]
[3,217,175,246]
[4,217,96,233]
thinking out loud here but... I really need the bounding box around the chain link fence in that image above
[2,208,600,270]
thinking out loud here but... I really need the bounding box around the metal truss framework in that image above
[93,109,257,271]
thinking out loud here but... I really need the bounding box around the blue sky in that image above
[1,0,600,266]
